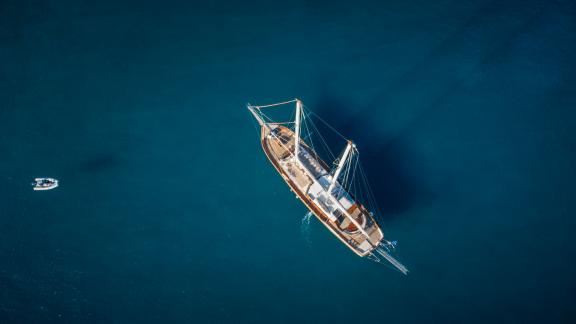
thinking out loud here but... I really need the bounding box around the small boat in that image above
[248,99,408,274]
[32,178,59,191]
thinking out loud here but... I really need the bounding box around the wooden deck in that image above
[260,125,384,257]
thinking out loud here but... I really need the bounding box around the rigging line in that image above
[340,160,349,194]
[306,117,329,162]
[258,107,295,125]
[344,163,353,198]
[358,160,373,215]
[338,152,347,184]
[301,106,317,157]
[302,130,314,143]
[252,99,298,109]
[341,151,353,193]
[332,144,349,175]
[348,154,359,197]
[341,148,357,198]
[267,122,296,125]
[358,164,367,209]
[306,108,335,166]
[258,109,275,123]
[358,164,373,212]
[337,156,350,198]
[359,161,383,222]
[345,155,353,197]
[351,155,360,198]
[289,106,296,132]
[305,110,336,161]
[315,124,335,162]
[352,174,357,204]
[357,174,365,211]
[362,164,380,217]
[309,111,348,142]
[303,108,319,153]
[353,157,360,199]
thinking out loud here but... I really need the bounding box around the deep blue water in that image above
[1,0,576,323]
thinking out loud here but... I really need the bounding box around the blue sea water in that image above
[1,0,575,323]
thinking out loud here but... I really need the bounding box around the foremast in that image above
[294,99,302,161]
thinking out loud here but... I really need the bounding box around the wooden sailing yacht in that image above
[248,99,408,274]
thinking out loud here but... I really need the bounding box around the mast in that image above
[328,141,355,195]
[294,99,302,161]
[326,141,372,238]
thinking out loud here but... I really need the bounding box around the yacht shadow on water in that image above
[310,95,430,222]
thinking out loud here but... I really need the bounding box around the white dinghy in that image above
[32,178,59,191]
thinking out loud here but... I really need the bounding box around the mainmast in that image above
[328,141,355,195]
[294,99,302,161]
[326,141,371,239]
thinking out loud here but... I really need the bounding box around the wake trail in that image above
[301,211,313,244]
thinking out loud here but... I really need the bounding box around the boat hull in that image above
[32,178,59,191]
[259,125,384,257]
